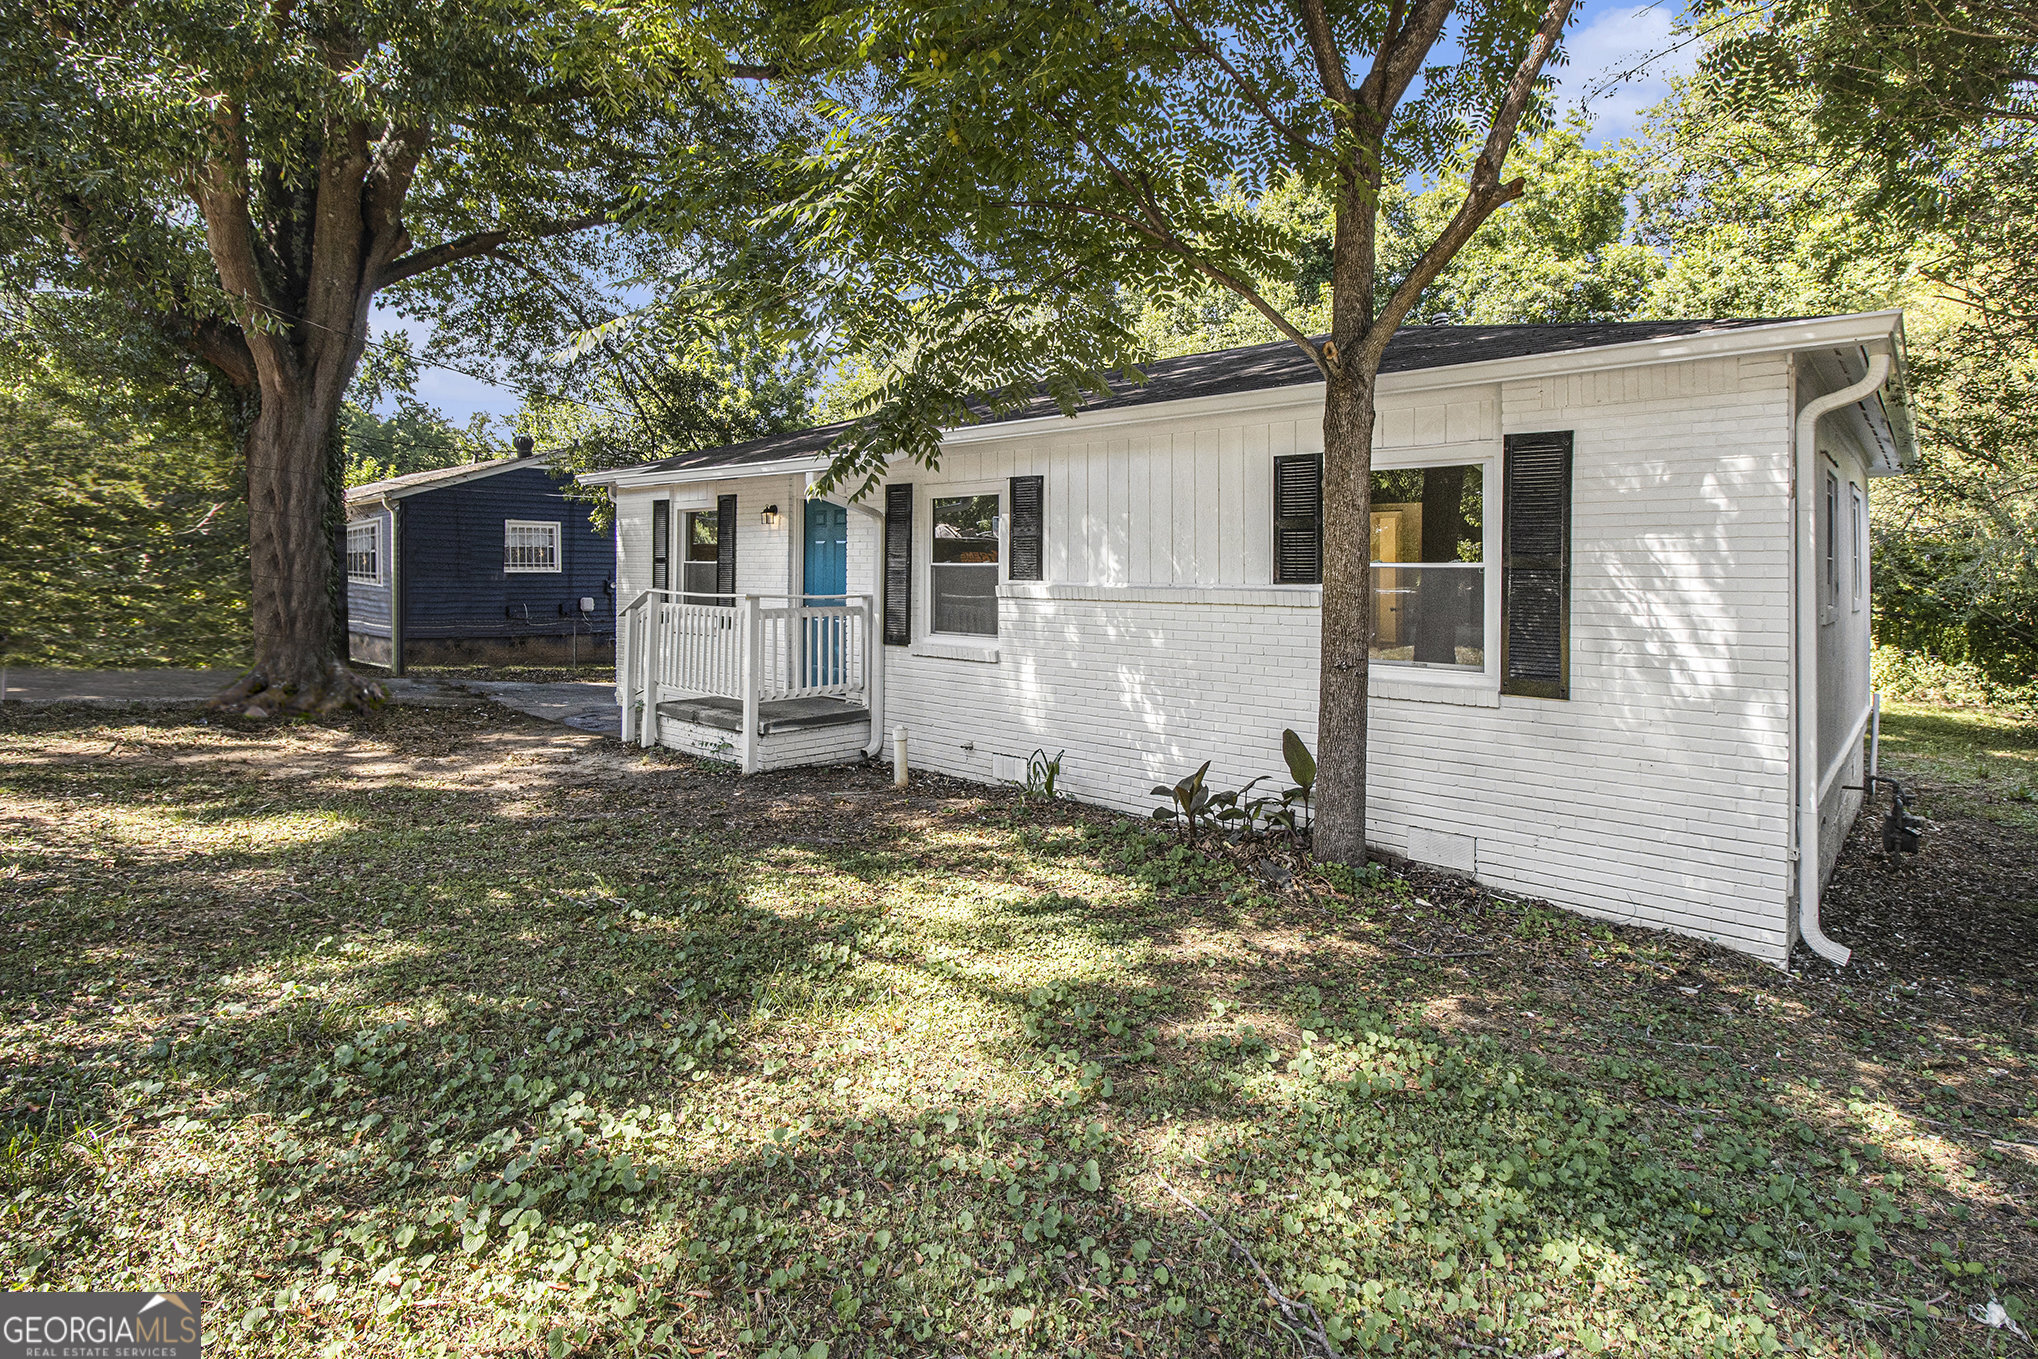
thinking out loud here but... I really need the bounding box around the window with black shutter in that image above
[1501,431,1573,699]
[883,483,913,645]
[1008,475,1044,582]
[715,494,737,595]
[1274,454,1322,584]
[650,499,670,591]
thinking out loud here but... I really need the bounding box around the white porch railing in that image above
[618,592,875,770]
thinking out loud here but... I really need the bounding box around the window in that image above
[505,520,561,573]
[1851,485,1867,610]
[346,520,380,584]
[931,493,1000,636]
[1370,464,1485,670]
[1822,471,1839,619]
[683,511,725,603]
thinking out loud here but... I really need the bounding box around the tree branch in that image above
[190,104,296,389]
[1046,116,1328,375]
[1359,0,1578,368]
[1357,0,1458,118]
[373,213,607,289]
[1294,0,1355,107]
[1155,0,1325,161]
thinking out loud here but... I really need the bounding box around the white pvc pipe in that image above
[1869,692,1881,780]
[1793,349,1893,967]
[893,726,909,788]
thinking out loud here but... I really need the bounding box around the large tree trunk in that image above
[1314,365,1375,865]
[210,373,384,715]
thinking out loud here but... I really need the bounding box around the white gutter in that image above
[1793,347,1893,967]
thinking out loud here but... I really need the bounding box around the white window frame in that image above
[1850,484,1867,611]
[504,519,563,574]
[345,518,382,586]
[1366,444,1501,692]
[924,482,1005,642]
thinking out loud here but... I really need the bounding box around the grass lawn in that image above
[1,701,2031,1358]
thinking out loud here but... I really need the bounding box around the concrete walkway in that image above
[0,667,468,708]
[455,679,621,736]
[0,667,620,737]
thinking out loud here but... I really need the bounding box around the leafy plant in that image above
[1278,729,1317,845]
[1025,748,1066,800]
[1151,761,1214,839]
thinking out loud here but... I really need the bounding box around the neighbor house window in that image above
[1851,484,1866,611]
[931,493,1000,636]
[346,520,380,584]
[1370,464,1484,669]
[505,520,561,573]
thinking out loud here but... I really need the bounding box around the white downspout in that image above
[1793,348,1892,967]
[841,494,890,760]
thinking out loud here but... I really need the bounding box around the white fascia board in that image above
[347,453,556,505]
[581,455,829,491]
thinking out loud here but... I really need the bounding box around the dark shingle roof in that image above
[618,319,1792,477]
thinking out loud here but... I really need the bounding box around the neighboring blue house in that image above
[344,451,615,673]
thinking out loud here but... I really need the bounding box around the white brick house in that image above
[579,314,1914,967]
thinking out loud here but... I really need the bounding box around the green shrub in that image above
[1871,646,2038,715]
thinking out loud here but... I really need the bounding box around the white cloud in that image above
[1552,1,1699,144]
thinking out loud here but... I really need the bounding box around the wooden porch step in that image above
[654,695,870,736]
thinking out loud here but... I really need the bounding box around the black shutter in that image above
[883,483,912,645]
[1502,431,1573,699]
[650,499,670,591]
[715,493,737,596]
[1008,475,1044,581]
[1273,454,1322,584]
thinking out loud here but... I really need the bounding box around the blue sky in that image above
[378,0,1696,429]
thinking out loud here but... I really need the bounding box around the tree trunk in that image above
[210,373,384,715]
[1314,364,1375,864]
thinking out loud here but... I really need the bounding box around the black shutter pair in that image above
[1270,438,1572,697]
[650,499,670,591]
[880,475,1044,647]
[716,493,737,596]
[1501,431,1573,700]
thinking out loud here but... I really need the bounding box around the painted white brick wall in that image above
[613,355,1809,964]
[875,358,1799,962]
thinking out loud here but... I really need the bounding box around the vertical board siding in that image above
[396,466,615,642]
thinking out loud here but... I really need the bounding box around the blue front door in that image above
[802,500,848,686]
[803,500,847,599]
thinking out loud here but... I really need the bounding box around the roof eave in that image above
[345,452,556,505]
[586,311,1913,486]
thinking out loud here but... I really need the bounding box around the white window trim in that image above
[345,518,382,586]
[505,519,563,574]
[1364,447,1501,688]
[924,482,1005,644]
[1850,484,1867,612]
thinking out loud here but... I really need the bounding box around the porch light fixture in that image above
[760,504,781,528]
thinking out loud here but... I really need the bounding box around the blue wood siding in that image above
[398,466,615,641]
[346,507,395,633]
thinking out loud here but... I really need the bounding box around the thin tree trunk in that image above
[1314,364,1375,864]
